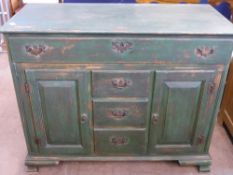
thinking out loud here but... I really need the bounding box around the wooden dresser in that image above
[1,4,233,172]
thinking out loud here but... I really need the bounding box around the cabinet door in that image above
[149,69,221,154]
[25,69,93,155]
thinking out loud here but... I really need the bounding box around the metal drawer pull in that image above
[110,136,129,146]
[25,44,47,57]
[112,78,131,89]
[81,113,88,123]
[195,47,214,58]
[112,41,133,53]
[152,113,159,125]
[111,108,128,119]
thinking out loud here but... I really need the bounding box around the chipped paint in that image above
[61,44,75,54]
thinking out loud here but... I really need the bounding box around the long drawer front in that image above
[8,36,233,64]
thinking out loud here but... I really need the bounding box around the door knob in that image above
[152,113,159,125]
[81,113,88,123]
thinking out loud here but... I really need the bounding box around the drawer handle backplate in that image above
[195,47,214,58]
[111,108,128,119]
[110,136,129,146]
[25,44,47,57]
[112,78,132,89]
[112,41,133,53]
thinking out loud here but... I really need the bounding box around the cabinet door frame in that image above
[25,68,93,155]
[148,68,222,155]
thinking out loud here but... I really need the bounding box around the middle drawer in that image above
[93,99,149,128]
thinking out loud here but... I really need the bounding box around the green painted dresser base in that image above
[1,4,233,174]
[25,155,212,172]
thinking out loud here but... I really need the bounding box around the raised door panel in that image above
[149,69,222,154]
[25,69,93,155]
[158,81,202,144]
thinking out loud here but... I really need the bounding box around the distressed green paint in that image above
[7,36,233,65]
[1,4,233,173]
[93,99,149,128]
[38,80,81,145]
[148,69,221,155]
[94,129,147,155]
[1,4,233,35]
[92,70,153,98]
[25,69,93,155]
[160,81,202,144]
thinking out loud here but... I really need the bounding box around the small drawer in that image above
[93,100,149,128]
[92,70,153,98]
[8,36,232,64]
[94,129,146,155]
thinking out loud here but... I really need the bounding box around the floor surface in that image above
[0,53,232,175]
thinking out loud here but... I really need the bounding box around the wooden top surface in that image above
[1,3,233,35]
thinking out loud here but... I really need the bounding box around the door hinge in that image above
[24,83,30,93]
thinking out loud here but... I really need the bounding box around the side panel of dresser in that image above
[149,69,223,154]
[219,61,233,137]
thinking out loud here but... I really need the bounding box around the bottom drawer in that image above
[94,129,146,155]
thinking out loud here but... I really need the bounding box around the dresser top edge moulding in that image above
[1,3,233,36]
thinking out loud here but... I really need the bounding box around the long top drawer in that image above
[7,35,233,64]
